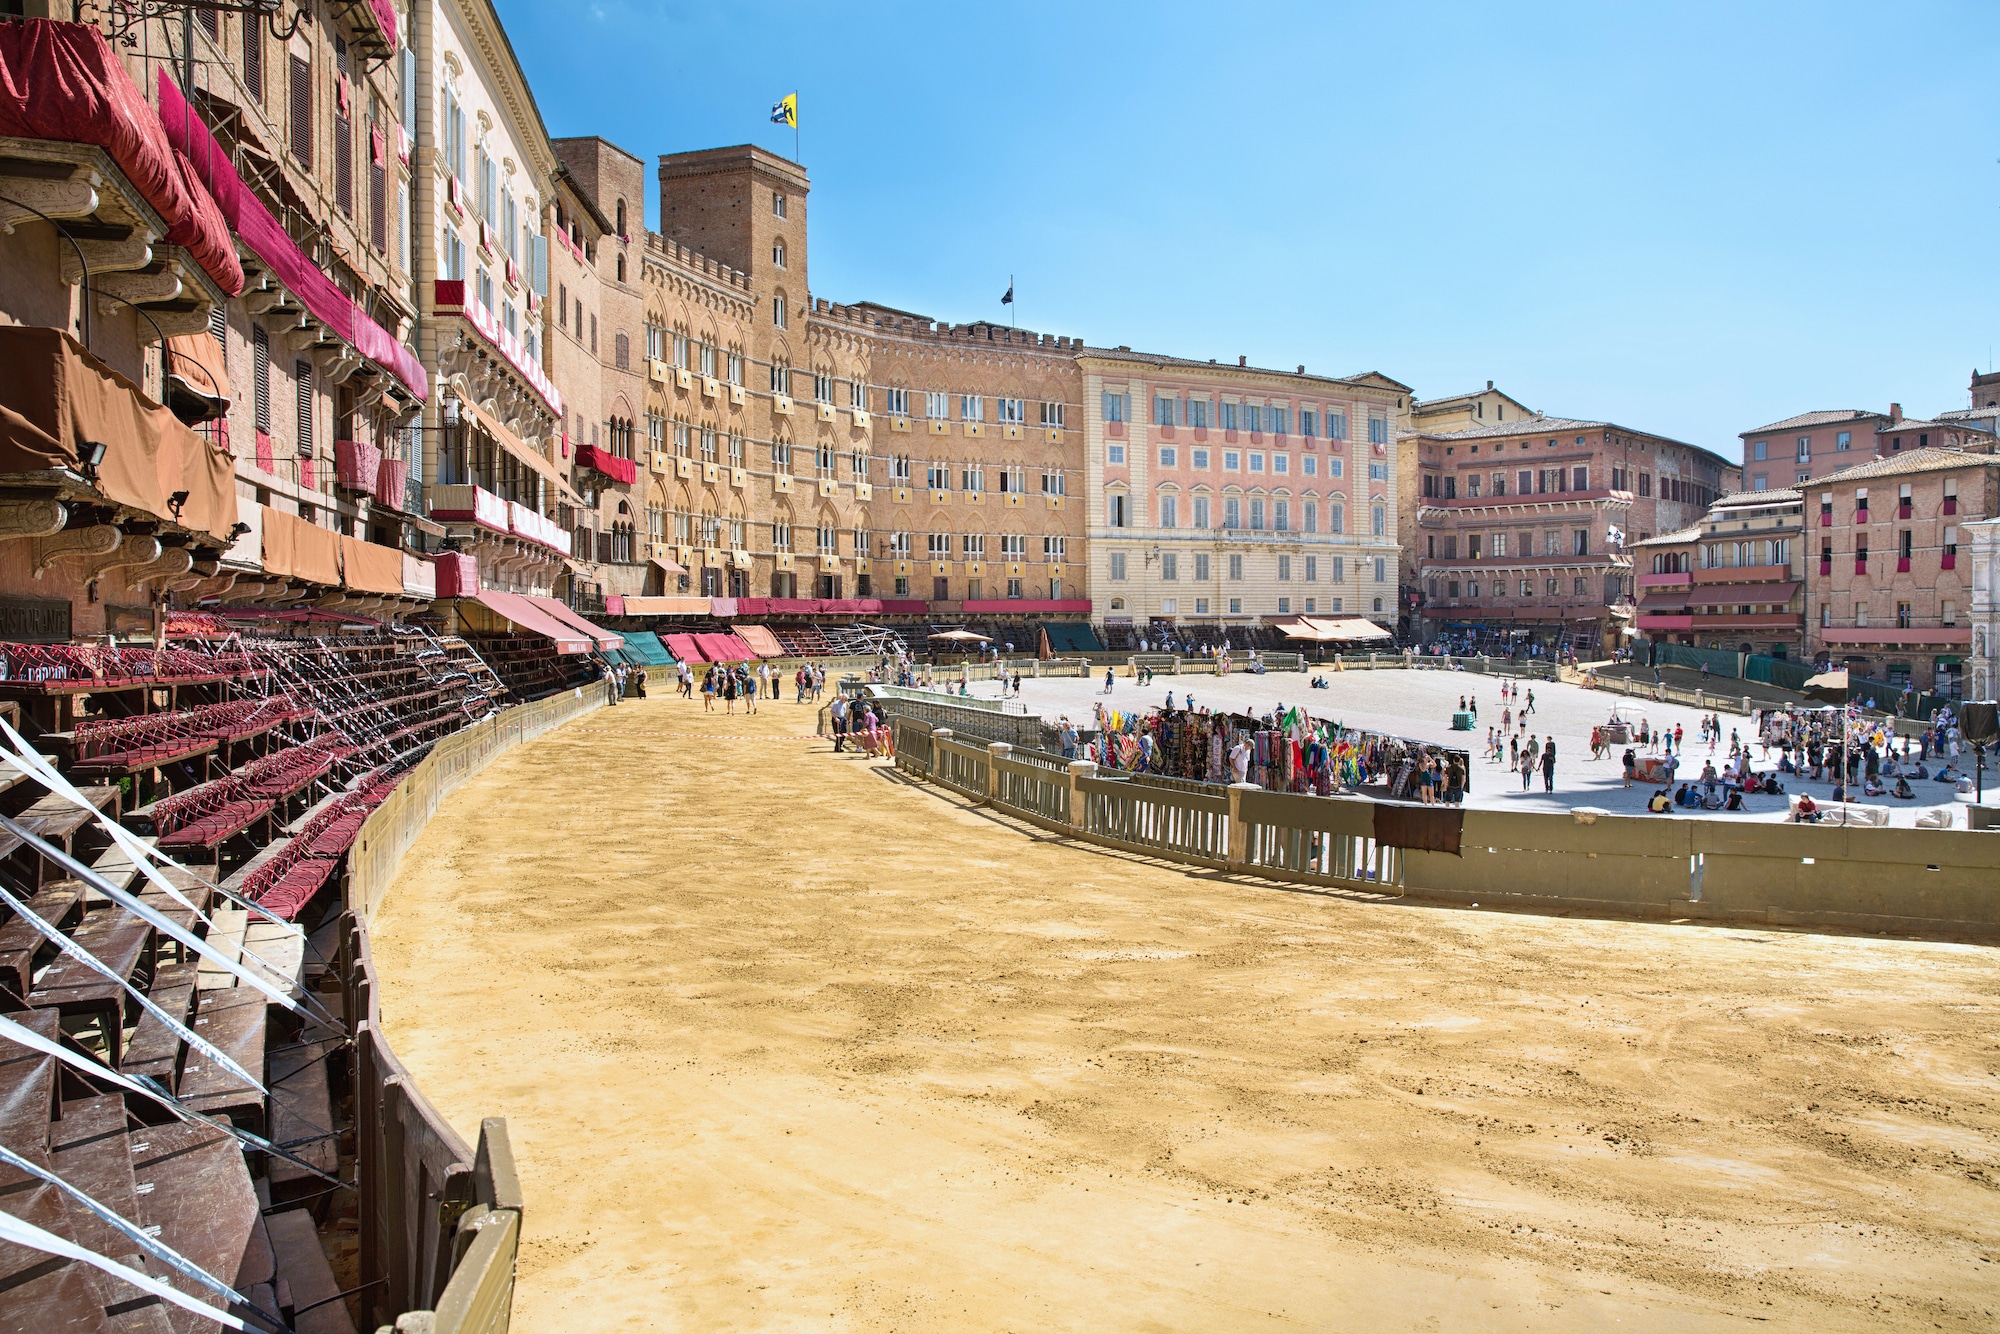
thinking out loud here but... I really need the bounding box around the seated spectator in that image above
[1893,775,1916,800]
[1914,762,1930,780]
[1648,788,1673,813]
[1863,775,1885,797]
[1724,788,1746,811]
[1793,794,1821,822]
[1830,782,1848,803]
[1676,783,1698,807]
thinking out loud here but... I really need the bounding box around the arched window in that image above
[616,254,626,283]
[615,198,627,235]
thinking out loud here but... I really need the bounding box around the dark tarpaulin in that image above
[1372,803,1464,857]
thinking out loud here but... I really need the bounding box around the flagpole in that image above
[1009,273,1015,329]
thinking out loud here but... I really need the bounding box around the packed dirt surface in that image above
[372,695,2000,1331]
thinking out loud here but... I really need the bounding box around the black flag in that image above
[1001,282,1013,305]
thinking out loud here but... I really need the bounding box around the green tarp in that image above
[620,630,677,666]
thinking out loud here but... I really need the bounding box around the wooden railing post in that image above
[1067,760,1096,836]
[929,729,950,782]
[987,742,1010,805]
[1226,782,1257,871]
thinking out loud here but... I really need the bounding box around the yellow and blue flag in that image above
[771,94,797,128]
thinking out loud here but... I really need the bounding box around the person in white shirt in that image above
[1229,737,1252,784]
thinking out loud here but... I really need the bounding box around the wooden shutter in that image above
[335,112,352,216]
[243,22,262,105]
[296,360,314,454]
[288,56,312,167]
[252,326,271,432]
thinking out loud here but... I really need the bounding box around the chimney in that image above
[1238,355,1247,367]
[1890,402,1902,423]
[1486,380,1494,391]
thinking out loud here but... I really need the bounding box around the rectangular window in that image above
[1042,467,1065,495]
[1107,444,1125,464]
[1153,396,1176,427]
[1303,456,1316,477]
[1277,555,1291,581]
[1326,411,1347,440]
[1301,410,1317,438]
[1109,494,1128,527]
[244,15,264,103]
[1303,501,1316,533]
[997,397,1024,424]
[1109,552,1127,581]
[1572,465,1588,490]
[1223,451,1240,471]
[886,387,909,415]
[1220,401,1239,432]
[1273,454,1289,475]
[1192,495,1210,529]
[1040,401,1067,427]
[960,395,983,422]
[1272,408,1289,436]
[1836,431,1852,451]
[1753,440,1768,461]
[1305,556,1317,581]
[962,533,985,558]
[1245,405,1263,434]
[1368,462,1388,481]
[924,391,948,419]
[1101,391,1129,423]
[1249,453,1265,474]
[1161,553,1178,581]
[1228,554,1243,581]
[1224,497,1241,529]
[1274,500,1288,531]
[1332,557,1346,583]
[961,465,984,492]
[1187,398,1210,429]
[1191,448,1209,470]
[1249,498,1265,529]
[1043,535,1066,561]
[1368,416,1387,444]
[1195,597,1210,614]
[1159,447,1177,467]
[1159,494,1178,528]
[1195,555,1210,582]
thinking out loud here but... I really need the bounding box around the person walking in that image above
[830,693,849,752]
[701,667,716,711]
[1541,739,1558,793]
[1104,667,1116,694]
[679,661,693,699]
[1524,687,1536,715]
[1519,744,1535,791]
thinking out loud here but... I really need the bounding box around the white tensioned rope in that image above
[0,1143,286,1332]
[0,881,263,1093]
[0,1011,336,1183]
[0,721,322,1019]
[0,1209,252,1330]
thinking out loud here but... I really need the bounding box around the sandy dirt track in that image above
[372,695,2000,1331]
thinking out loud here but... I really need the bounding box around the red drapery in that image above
[0,19,242,295]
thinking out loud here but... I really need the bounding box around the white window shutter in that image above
[531,235,549,295]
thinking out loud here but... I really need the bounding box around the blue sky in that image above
[497,1,1999,462]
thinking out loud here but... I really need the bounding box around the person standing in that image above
[1060,717,1078,760]
[1519,743,1535,791]
[1541,739,1557,792]
[1229,734,1253,784]
[830,693,849,751]
[1104,667,1116,694]
[701,667,716,711]
[1622,746,1637,788]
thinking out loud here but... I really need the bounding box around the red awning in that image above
[0,20,243,295]
[694,632,755,662]
[469,589,591,654]
[1688,583,1797,606]
[663,633,702,663]
[736,625,784,657]
[1637,592,1689,611]
[1818,627,1970,648]
[524,595,622,651]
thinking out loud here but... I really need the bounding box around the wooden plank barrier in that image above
[889,721,2000,940]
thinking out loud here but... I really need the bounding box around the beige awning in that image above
[460,398,585,508]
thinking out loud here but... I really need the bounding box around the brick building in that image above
[1411,415,1738,655]
[1738,410,1887,490]
[1632,489,1806,658]
[1396,381,1535,634]
[1807,448,2000,696]
[1077,351,1407,642]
